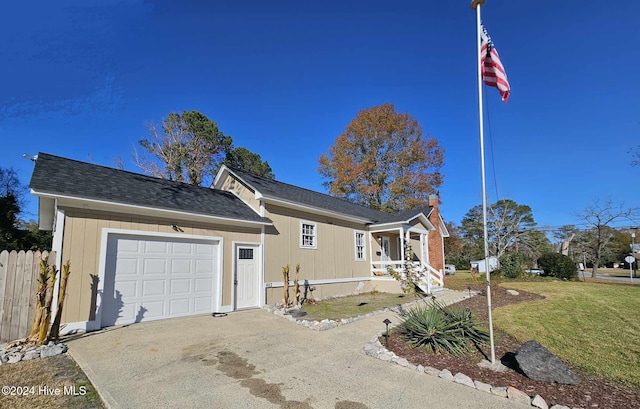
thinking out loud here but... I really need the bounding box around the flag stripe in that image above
[480,23,510,103]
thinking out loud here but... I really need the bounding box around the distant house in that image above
[30,153,449,333]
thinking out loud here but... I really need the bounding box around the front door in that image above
[381,236,391,262]
[235,245,259,309]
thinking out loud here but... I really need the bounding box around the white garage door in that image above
[101,234,220,327]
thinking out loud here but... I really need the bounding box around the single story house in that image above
[29,153,449,333]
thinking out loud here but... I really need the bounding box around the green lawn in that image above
[301,292,419,321]
[493,281,640,388]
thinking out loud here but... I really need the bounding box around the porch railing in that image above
[371,260,444,293]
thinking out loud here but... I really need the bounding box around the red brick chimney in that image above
[427,194,445,273]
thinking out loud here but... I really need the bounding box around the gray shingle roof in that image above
[30,153,271,225]
[226,167,433,225]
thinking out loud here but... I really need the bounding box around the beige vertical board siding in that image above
[219,173,260,212]
[59,208,260,323]
[410,237,421,261]
[264,204,369,288]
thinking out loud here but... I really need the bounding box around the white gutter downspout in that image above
[50,202,65,318]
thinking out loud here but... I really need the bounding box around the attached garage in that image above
[100,232,222,327]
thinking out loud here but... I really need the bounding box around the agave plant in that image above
[397,301,489,356]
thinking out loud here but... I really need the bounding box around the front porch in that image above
[369,226,444,293]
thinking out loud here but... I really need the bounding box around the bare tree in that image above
[135,111,232,186]
[576,199,637,277]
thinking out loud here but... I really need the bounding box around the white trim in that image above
[218,305,233,313]
[95,228,224,329]
[354,230,366,261]
[266,276,371,288]
[31,189,272,228]
[370,214,436,231]
[50,207,65,318]
[212,164,230,188]
[260,196,373,224]
[260,225,266,306]
[300,220,317,249]
[232,241,261,310]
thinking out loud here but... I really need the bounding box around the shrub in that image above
[499,252,525,279]
[537,252,578,280]
[397,301,489,356]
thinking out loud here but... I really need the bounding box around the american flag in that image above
[481,23,510,103]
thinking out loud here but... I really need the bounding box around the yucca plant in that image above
[397,301,489,356]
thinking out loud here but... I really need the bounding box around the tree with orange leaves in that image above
[318,103,444,212]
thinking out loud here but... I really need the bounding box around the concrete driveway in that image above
[68,296,520,409]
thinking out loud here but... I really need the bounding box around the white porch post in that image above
[396,228,403,272]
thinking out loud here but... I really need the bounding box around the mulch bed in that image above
[383,284,640,409]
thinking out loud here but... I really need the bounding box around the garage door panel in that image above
[144,258,167,275]
[194,278,213,293]
[172,242,192,254]
[116,258,139,275]
[115,281,137,298]
[145,241,168,253]
[120,302,138,322]
[170,279,190,294]
[117,238,140,253]
[142,280,166,296]
[196,244,213,254]
[102,234,219,327]
[171,259,191,274]
[195,259,213,274]
[142,300,166,319]
[194,296,213,313]
[169,298,190,315]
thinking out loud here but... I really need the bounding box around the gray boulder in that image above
[40,343,68,358]
[515,340,580,384]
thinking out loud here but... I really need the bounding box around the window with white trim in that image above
[354,231,366,261]
[300,221,317,249]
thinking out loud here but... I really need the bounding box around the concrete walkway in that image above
[67,290,520,409]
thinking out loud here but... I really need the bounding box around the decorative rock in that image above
[453,373,475,388]
[7,352,23,364]
[22,350,40,361]
[392,357,409,367]
[531,394,549,409]
[515,340,581,384]
[507,386,531,406]
[491,386,508,398]
[477,359,508,372]
[474,380,492,393]
[438,369,453,380]
[416,364,424,372]
[424,366,441,376]
[407,364,417,371]
[40,343,67,358]
[506,289,520,296]
[379,353,393,361]
[362,344,378,357]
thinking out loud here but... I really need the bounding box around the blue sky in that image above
[2,0,639,230]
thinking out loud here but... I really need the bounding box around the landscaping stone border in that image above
[0,341,68,365]
[263,289,477,331]
[362,330,577,409]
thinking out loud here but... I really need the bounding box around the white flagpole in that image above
[471,0,496,365]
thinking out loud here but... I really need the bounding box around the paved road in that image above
[67,291,521,409]
[580,272,640,284]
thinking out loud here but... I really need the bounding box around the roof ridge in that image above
[228,166,388,215]
[38,152,224,194]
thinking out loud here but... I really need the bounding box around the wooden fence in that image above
[0,250,56,343]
